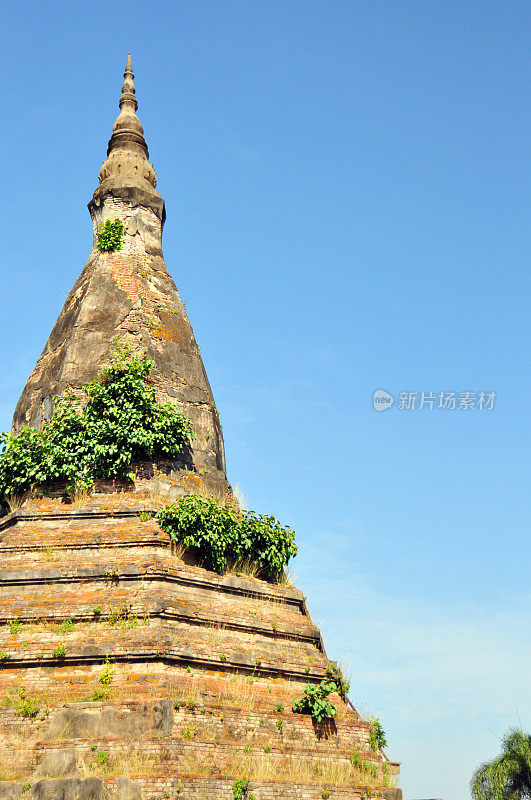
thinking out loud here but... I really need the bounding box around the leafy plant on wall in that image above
[97,218,124,251]
[292,679,338,722]
[0,340,194,501]
[156,494,297,581]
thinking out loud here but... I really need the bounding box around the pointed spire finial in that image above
[120,52,136,111]
[106,52,148,158]
[91,54,163,220]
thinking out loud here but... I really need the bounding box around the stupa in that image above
[0,55,401,800]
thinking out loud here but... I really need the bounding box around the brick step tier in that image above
[0,693,380,754]
[0,565,310,637]
[0,700,399,791]
[0,511,305,611]
[0,586,315,641]
[0,681,370,768]
[4,730,389,772]
[0,621,326,679]
[0,776,401,800]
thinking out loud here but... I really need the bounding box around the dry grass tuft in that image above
[111,747,158,776]
[80,746,157,777]
[232,482,247,511]
[220,674,257,712]
[201,621,225,646]
[172,676,203,710]
[225,558,260,579]
[178,752,213,776]
[170,541,187,561]
[5,492,28,512]
[276,567,298,587]
[41,545,57,562]
[67,483,93,506]
[174,748,389,789]
[169,479,236,508]
[0,751,33,780]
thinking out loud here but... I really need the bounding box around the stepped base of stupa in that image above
[0,491,400,799]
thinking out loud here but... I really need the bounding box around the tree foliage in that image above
[0,342,194,500]
[156,494,297,580]
[471,727,531,800]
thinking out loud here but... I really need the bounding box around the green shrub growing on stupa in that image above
[369,717,387,752]
[0,341,194,501]
[97,218,124,251]
[292,679,338,722]
[156,494,297,580]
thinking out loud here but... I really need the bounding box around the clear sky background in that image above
[0,2,529,798]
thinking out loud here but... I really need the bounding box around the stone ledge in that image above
[0,649,325,682]
[0,536,164,553]
[0,562,304,610]
[0,508,148,532]
[0,698,384,771]
[0,607,320,646]
[32,736,386,766]
[0,777,402,800]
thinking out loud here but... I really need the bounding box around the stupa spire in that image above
[91,53,163,219]
[107,52,148,159]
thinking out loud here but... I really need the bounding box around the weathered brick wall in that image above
[12,195,227,490]
[0,776,402,800]
[0,495,401,799]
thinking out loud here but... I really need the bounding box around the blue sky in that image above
[0,2,529,797]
